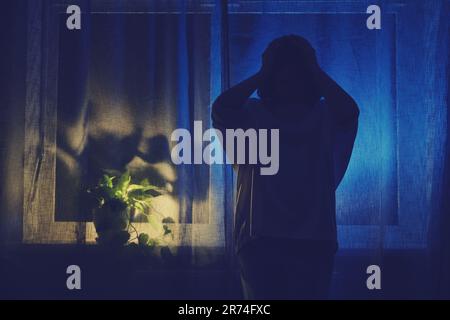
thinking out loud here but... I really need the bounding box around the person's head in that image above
[257,35,321,108]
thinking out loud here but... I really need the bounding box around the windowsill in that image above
[0,244,433,299]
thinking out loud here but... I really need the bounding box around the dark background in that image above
[0,0,449,299]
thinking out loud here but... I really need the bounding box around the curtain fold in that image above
[55,0,233,262]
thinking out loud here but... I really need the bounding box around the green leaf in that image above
[129,184,163,196]
[133,201,145,213]
[127,184,148,192]
[147,238,160,247]
[89,171,172,247]
[100,174,115,189]
[102,169,122,177]
[97,175,116,199]
[138,233,150,246]
[116,171,131,193]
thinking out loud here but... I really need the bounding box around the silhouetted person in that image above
[212,35,359,299]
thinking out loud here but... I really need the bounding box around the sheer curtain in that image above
[55,0,234,263]
[0,0,449,297]
[51,0,449,296]
[225,0,449,298]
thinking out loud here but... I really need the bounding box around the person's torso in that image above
[234,98,337,252]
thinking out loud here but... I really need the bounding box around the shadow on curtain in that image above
[55,1,231,261]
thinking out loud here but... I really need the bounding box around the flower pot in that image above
[93,199,131,246]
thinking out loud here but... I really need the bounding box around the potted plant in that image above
[88,171,174,247]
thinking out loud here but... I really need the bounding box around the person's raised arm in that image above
[313,68,360,188]
[314,68,360,129]
[211,73,261,130]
